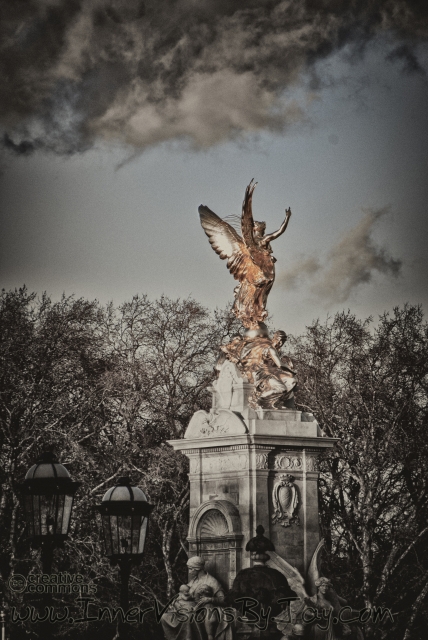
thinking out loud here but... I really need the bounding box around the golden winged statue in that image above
[199,180,291,330]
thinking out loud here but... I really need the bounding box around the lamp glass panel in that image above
[111,515,120,555]
[138,517,148,554]
[56,493,65,534]
[40,494,57,535]
[101,514,113,556]
[118,515,132,555]
[130,515,141,554]
[31,495,41,536]
[61,494,74,535]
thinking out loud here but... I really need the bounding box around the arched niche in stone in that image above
[188,500,243,589]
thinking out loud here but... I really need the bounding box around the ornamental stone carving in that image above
[274,454,303,471]
[184,409,247,439]
[204,454,248,473]
[272,474,300,527]
[197,509,230,538]
[255,453,269,469]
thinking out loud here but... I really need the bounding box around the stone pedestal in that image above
[167,362,337,590]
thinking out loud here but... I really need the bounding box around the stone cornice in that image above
[168,434,338,452]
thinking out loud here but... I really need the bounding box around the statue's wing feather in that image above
[267,551,308,600]
[306,539,325,597]
[241,180,257,249]
[241,180,275,278]
[267,551,308,623]
[199,205,255,282]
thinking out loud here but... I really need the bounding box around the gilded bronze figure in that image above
[219,327,297,409]
[199,180,291,330]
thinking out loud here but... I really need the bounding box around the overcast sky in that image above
[1,1,427,335]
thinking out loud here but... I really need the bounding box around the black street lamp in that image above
[21,452,80,640]
[22,452,80,573]
[95,477,154,639]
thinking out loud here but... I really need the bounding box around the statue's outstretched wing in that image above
[241,180,274,277]
[241,180,257,250]
[306,539,325,597]
[267,550,308,600]
[199,205,254,282]
[267,551,308,630]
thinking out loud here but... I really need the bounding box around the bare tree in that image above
[290,306,428,640]
[0,288,239,638]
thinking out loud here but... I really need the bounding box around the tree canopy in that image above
[0,287,239,638]
[290,306,428,639]
[1,288,427,639]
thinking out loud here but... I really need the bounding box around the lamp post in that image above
[22,452,80,638]
[95,477,153,639]
[22,452,80,572]
[0,604,6,640]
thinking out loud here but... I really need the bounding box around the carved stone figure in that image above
[212,357,243,409]
[268,541,364,640]
[219,326,297,410]
[272,474,299,527]
[173,584,196,613]
[303,577,364,640]
[161,556,233,640]
[199,180,291,330]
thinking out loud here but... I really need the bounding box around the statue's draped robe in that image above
[304,593,363,640]
[239,338,297,408]
[161,572,233,640]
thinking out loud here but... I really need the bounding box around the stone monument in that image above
[168,355,336,589]
[166,181,339,639]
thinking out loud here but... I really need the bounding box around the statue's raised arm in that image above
[262,207,292,246]
[199,180,292,330]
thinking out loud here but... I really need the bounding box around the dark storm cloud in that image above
[279,207,402,303]
[386,43,426,74]
[2,133,35,155]
[1,0,427,154]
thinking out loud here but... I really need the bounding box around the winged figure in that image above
[268,541,364,640]
[199,180,292,329]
